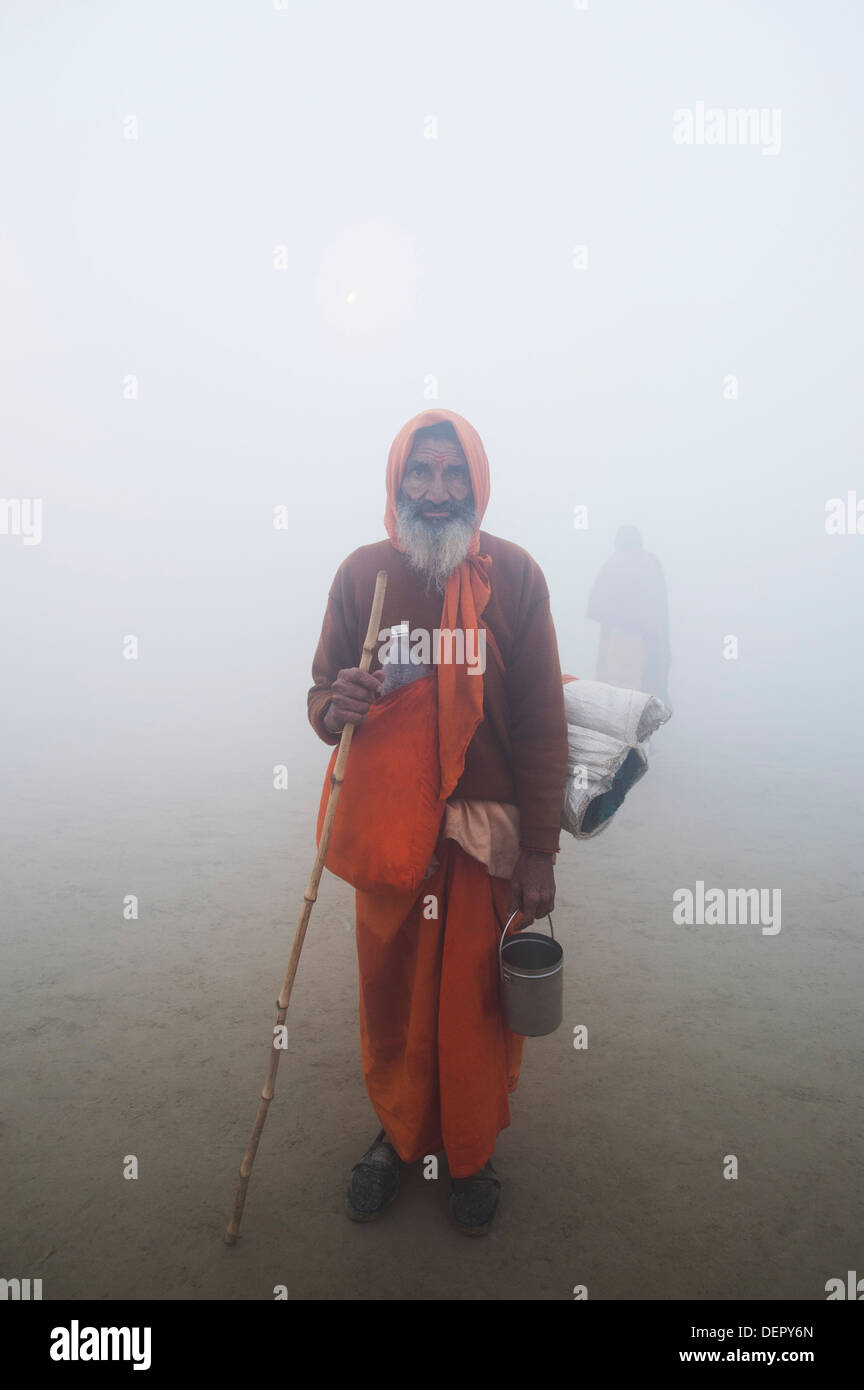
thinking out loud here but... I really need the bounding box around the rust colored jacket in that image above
[307,530,569,854]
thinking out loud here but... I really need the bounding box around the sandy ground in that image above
[2,699,862,1302]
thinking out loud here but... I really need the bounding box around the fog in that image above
[1,0,861,1303]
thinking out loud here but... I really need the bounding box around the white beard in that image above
[395,497,475,592]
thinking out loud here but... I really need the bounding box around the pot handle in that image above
[498,909,555,976]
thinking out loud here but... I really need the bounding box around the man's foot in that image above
[450,1159,501,1236]
[345,1128,401,1222]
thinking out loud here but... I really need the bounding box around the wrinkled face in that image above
[400,436,473,518]
[395,433,476,590]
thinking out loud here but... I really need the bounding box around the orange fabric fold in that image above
[437,550,501,798]
[354,836,525,1177]
[316,675,447,895]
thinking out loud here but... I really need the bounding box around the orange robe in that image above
[355,834,525,1178]
[310,407,569,1178]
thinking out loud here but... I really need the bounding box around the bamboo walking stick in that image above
[225,568,389,1244]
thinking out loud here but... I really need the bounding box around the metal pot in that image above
[498,910,563,1037]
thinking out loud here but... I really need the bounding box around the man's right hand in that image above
[323,667,385,735]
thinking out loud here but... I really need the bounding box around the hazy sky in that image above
[2,0,862,789]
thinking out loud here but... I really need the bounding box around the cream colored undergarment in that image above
[424,799,523,880]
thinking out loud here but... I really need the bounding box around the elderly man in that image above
[307,407,568,1234]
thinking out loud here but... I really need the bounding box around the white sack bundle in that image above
[560,679,671,839]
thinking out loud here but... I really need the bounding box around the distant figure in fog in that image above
[587,526,671,705]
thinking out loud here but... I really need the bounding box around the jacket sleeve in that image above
[307,561,360,746]
[505,571,569,854]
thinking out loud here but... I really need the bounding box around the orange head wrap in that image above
[383,408,490,556]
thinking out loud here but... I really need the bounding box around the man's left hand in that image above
[507,851,556,928]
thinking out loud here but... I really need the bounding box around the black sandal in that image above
[345,1128,401,1222]
[450,1159,501,1236]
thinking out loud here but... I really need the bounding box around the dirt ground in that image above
[2,700,861,1302]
